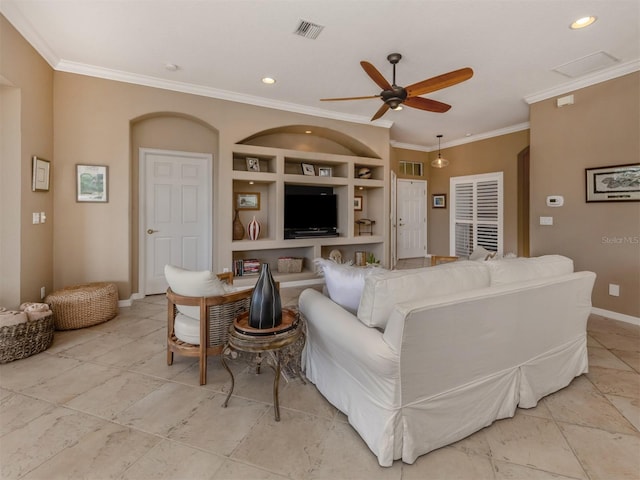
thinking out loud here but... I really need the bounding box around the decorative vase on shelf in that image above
[247,216,261,241]
[232,210,245,240]
[249,263,282,329]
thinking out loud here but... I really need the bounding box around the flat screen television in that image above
[284,193,338,238]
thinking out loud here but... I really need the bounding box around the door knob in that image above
[147,229,158,234]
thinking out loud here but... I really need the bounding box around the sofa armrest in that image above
[299,289,399,378]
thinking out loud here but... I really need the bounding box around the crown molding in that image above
[524,59,640,104]
[55,60,393,129]
[0,2,60,67]
[390,122,530,152]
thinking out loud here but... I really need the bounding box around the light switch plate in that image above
[32,212,40,224]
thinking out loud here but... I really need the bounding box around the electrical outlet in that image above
[40,286,46,299]
[609,284,620,297]
[539,216,553,226]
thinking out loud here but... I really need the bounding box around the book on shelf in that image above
[233,258,261,276]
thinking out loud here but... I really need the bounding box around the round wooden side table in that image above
[221,308,303,421]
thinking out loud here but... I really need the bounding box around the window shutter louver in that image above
[450,173,503,257]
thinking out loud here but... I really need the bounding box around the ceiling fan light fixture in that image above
[392,105,403,111]
[431,134,449,168]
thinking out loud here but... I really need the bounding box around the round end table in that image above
[221,308,304,421]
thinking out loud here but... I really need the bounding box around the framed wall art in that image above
[354,196,363,211]
[432,193,447,208]
[318,167,332,177]
[585,163,640,202]
[32,156,50,192]
[76,164,108,202]
[235,192,260,210]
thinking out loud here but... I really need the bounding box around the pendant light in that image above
[431,134,449,168]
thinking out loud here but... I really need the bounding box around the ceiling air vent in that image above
[294,20,324,40]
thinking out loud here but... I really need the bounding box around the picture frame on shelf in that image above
[76,164,108,202]
[318,167,332,177]
[301,163,315,176]
[32,156,50,192]
[246,157,260,172]
[432,193,447,208]
[354,196,363,211]
[236,192,260,210]
[585,163,640,202]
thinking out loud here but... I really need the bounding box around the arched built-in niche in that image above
[130,112,218,294]
[238,125,381,158]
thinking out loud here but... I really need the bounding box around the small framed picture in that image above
[318,167,332,177]
[77,164,108,202]
[301,163,315,176]
[354,196,363,211]
[432,193,446,208]
[246,157,260,172]
[32,156,50,192]
[585,163,640,202]
[236,192,260,210]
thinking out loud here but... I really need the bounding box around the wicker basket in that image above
[278,257,303,273]
[45,282,119,330]
[0,313,54,363]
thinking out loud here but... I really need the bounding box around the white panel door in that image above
[140,148,212,295]
[397,179,427,259]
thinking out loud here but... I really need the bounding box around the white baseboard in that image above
[118,292,144,307]
[592,307,640,326]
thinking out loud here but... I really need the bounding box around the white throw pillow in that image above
[314,258,383,314]
[164,265,230,319]
[485,255,574,286]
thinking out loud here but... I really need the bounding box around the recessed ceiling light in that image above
[570,16,597,29]
[305,130,312,134]
[261,77,276,85]
[165,63,179,71]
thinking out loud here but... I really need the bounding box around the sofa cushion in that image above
[358,261,491,329]
[485,255,574,286]
[164,264,230,319]
[174,313,200,345]
[314,258,384,314]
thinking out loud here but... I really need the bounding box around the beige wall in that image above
[0,16,54,307]
[529,72,640,318]
[52,72,390,299]
[393,130,530,257]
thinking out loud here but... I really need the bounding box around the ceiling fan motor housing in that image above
[381,86,407,108]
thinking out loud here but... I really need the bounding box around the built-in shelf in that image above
[227,144,389,285]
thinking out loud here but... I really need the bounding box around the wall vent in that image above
[294,20,324,39]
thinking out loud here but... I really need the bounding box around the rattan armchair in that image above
[166,272,252,385]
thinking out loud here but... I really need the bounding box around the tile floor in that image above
[1,281,639,479]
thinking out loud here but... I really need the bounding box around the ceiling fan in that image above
[320,53,473,121]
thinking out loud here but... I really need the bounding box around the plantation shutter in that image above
[450,172,503,257]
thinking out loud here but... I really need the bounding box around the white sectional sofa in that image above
[299,255,596,466]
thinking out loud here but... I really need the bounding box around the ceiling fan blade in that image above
[360,61,392,91]
[404,96,451,113]
[320,95,380,101]
[371,103,390,121]
[405,67,474,97]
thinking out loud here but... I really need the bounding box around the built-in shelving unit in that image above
[227,144,389,286]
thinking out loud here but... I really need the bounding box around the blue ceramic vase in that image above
[249,263,282,329]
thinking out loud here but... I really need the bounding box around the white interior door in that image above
[397,179,427,259]
[140,148,212,295]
